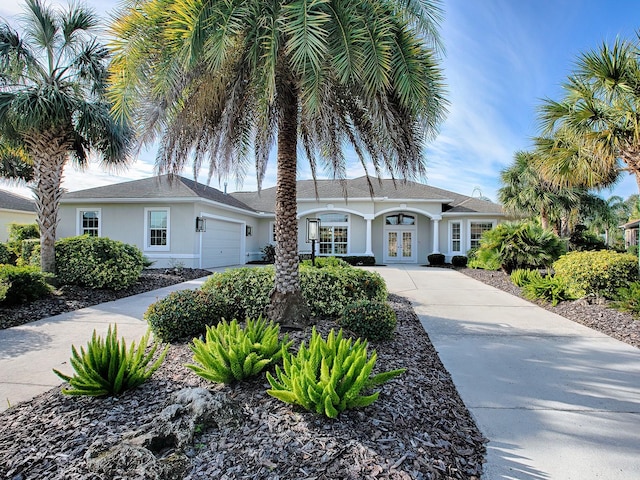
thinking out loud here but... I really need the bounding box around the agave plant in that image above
[186,317,292,384]
[266,328,405,418]
[53,325,168,396]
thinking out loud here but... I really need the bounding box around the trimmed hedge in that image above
[553,250,638,299]
[340,299,397,341]
[0,264,52,305]
[0,243,12,264]
[451,255,468,267]
[18,239,40,266]
[55,236,144,290]
[427,253,445,266]
[201,264,387,321]
[301,257,350,268]
[145,289,230,342]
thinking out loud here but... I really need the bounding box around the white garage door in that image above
[201,219,242,268]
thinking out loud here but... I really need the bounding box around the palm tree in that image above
[536,39,640,191]
[108,0,447,327]
[0,0,131,272]
[498,150,578,231]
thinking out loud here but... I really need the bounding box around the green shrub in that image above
[451,255,468,267]
[7,223,39,257]
[522,275,574,306]
[627,245,638,257]
[0,279,10,302]
[342,255,376,266]
[427,253,445,265]
[553,250,638,299]
[474,221,565,273]
[300,265,387,318]
[340,300,397,341]
[612,282,640,317]
[17,238,40,266]
[145,289,230,343]
[0,243,13,264]
[510,268,543,287]
[186,318,292,384]
[261,244,276,263]
[266,328,405,418]
[201,267,274,320]
[301,256,350,268]
[0,264,52,305]
[468,248,501,270]
[53,325,168,396]
[55,236,144,290]
[569,225,606,251]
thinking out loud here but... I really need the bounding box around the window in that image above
[451,222,461,252]
[145,208,170,250]
[470,222,493,249]
[269,222,277,243]
[318,213,349,255]
[77,209,100,236]
[385,214,415,225]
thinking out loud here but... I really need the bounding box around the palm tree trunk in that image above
[24,130,71,273]
[266,72,310,328]
[540,206,550,230]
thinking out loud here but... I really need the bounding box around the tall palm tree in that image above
[498,150,578,231]
[536,39,640,191]
[0,0,131,272]
[108,0,447,327]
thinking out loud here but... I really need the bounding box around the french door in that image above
[384,230,416,263]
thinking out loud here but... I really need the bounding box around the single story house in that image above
[58,175,505,268]
[621,219,639,249]
[0,189,37,242]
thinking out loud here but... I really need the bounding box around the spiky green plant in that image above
[266,328,405,418]
[510,268,543,287]
[612,282,640,318]
[522,275,574,307]
[186,317,292,384]
[53,325,168,396]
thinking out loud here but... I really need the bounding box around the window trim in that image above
[144,207,170,251]
[317,213,350,256]
[450,221,461,253]
[468,220,495,251]
[76,208,101,237]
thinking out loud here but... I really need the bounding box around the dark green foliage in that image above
[55,236,144,290]
[0,278,9,302]
[473,221,565,273]
[301,256,350,268]
[427,253,445,265]
[0,264,52,305]
[451,255,468,267]
[612,282,640,317]
[522,275,574,306]
[266,328,405,418]
[627,245,638,257]
[300,265,387,318]
[53,325,168,396]
[340,300,397,341]
[553,250,638,298]
[202,265,388,321]
[145,289,230,343]
[0,243,12,264]
[7,223,38,256]
[569,225,606,251]
[142,255,155,268]
[510,268,543,287]
[17,238,40,266]
[186,318,292,384]
[341,256,376,266]
[467,247,501,270]
[201,267,274,320]
[261,244,276,263]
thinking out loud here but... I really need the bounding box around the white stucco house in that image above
[57,175,505,268]
[0,189,37,242]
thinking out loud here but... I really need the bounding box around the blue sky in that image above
[1,0,639,201]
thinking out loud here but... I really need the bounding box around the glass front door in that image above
[384,230,416,263]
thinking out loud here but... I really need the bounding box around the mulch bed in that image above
[0,268,212,330]
[0,294,486,480]
[461,268,640,349]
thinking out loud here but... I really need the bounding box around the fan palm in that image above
[108,0,447,327]
[536,39,640,191]
[0,0,132,272]
[498,150,579,231]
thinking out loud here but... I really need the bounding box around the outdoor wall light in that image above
[195,216,206,232]
[246,225,252,236]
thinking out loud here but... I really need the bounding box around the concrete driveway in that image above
[366,265,640,480]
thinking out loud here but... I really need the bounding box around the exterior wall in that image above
[440,216,503,261]
[0,210,37,242]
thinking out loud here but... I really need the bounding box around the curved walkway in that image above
[1,265,639,479]
[365,265,640,480]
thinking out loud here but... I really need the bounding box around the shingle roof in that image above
[0,189,36,213]
[61,174,503,216]
[62,175,256,212]
[232,176,503,215]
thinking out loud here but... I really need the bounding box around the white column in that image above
[432,217,441,253]
[364,215,374,255]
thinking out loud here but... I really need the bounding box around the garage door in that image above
[201,219,242,268]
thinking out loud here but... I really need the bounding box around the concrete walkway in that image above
[365,265,640,480]
[1,265,639,479]
[0,275,211,412]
